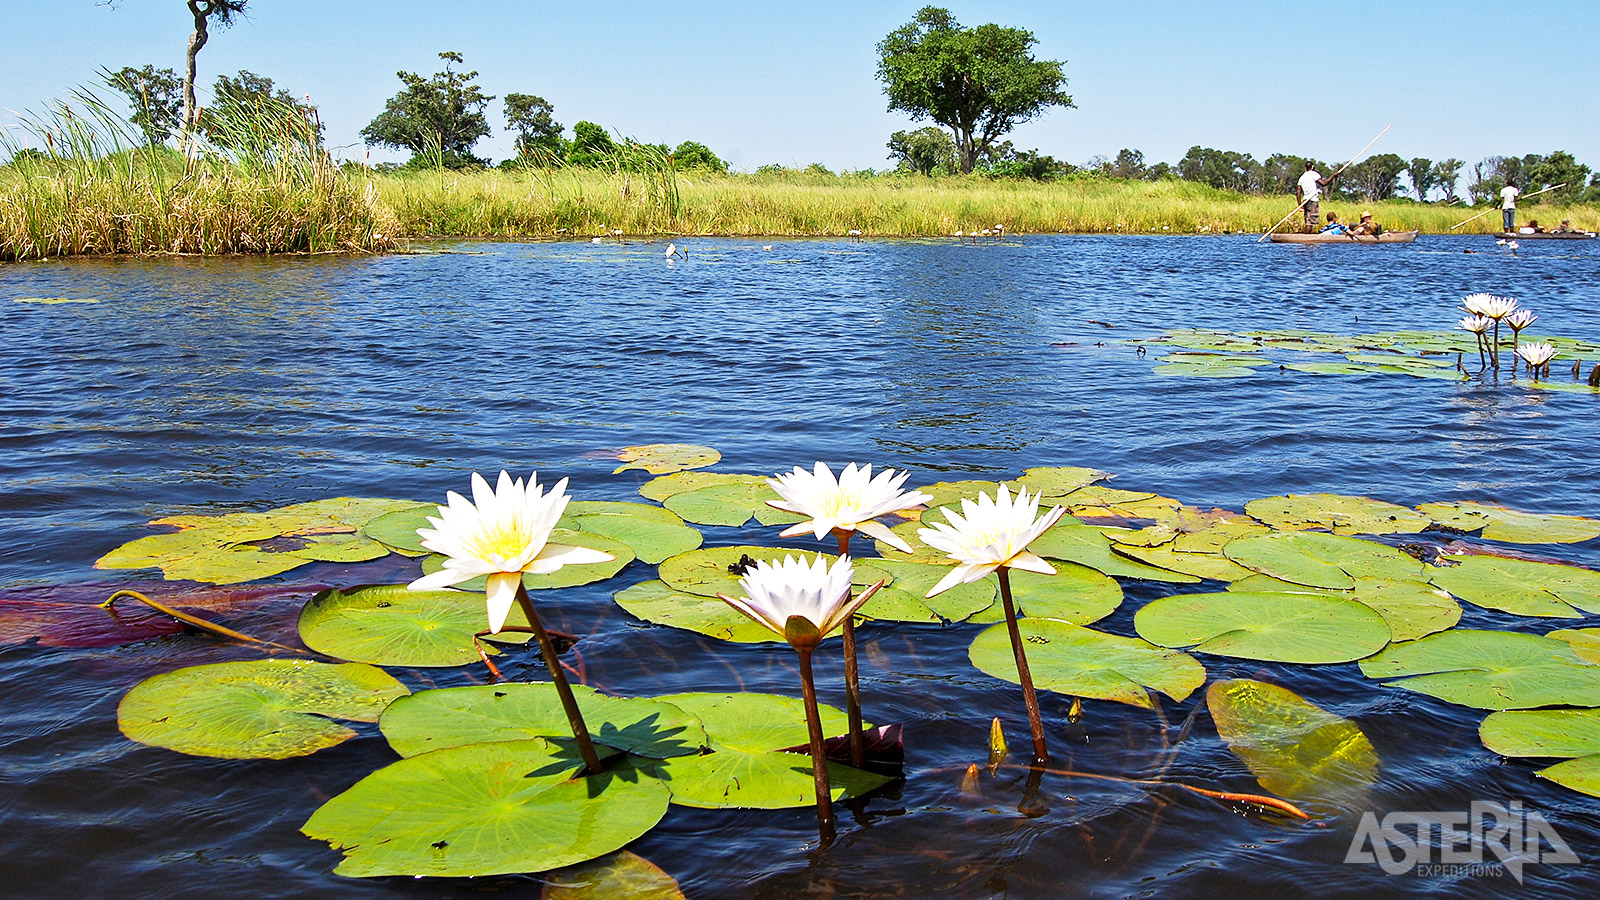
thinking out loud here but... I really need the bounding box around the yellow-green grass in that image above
[370,168,1600,240]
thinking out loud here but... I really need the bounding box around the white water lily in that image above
[918,485,1067,598]
[768,462,932,553]
[1457,315,1492,334]
[1461,293,1518,319]
[717,553,874,639]
[1505,309,1538,330]
[408,471,614,633]
[1516,341,1557,368]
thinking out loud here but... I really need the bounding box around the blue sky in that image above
[5,1,1598,173]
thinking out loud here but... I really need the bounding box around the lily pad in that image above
[613,443,720,474]
[1480,708,1600,798]
[638,471,766,502]
[542,852,685,900]
[566,510,702,565]
[1011,466,1107,499]
[1428,554,1600,618]
[967,563,1122,626]
[1284,362,1375,376]
[118,660,410,759]
[1111,545,1256,582]
[420,529,633,590]
[915,480,1007,510]
[1245,493,1431,536]
[656,546,888,600]
[363,505,438,556]
[1207,678,1378,811]
[298,584,534,667]
[858,559,996,624]
[1546,628,1600,664]
[1134,592,1391,663]
[1152,362,1258,378]
[645,692,891,809]
[302,740,670,877]
[380,683,707,759]
[1415,501,1600,544]
[1358,630,1600,709]
[661,480,803,528]
[1030,524,1201,583]
[1223,532,1423,589]
[968,618,1205,709]
[613,580,781,643]
[1348,578,1462,642]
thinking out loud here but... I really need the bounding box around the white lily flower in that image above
[717,554,874,639]
[1505,309,1538,330]
[1461,293,1518,319]
[1516,341,1557,368]
[767,462,932,553]
[917,485,1067,598]
[1457,315,1492,334]
[408,471,614,633]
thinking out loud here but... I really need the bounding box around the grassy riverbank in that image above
[8,150,1599,260]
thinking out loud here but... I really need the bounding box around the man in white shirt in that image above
[1500,182,1520,233]
[1296,162,1334,233]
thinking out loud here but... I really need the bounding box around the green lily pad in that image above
[1134,592,1391,663]
[613,580,781,643]
[364,505,441,556]
[302,740,670,877]
[1348,578,1462,642]
[1245,493,1432,536]
[567,511,702,565]
[872,519,960,565]
[858,559,996,624]
[298,584,535,667]
[289,532,391,563]
[542,852,685,900]
[1358,629,1600,709]
[1428,554,1600,618]
[967,618,1205,709]
[1030,524,1201,583]
[118,660,410,759]
[1011,466,1107,498]
[1284,362,1376,375]
[14,296,99,304]
[1153,362,1258,378]
[1546,628,1600,664]
[420,529,633,591]
[1223,532,1424,589]
[915,480,1006,510]
[968,563,1122,625]
[656,545,888,599]
[638,471,766,502]
[1415,501,1600,544]
[1207,678,1378,811]
[380,683,707,759]
[1479,708,1600,798]
[1111,545,1256,582]
[613,443,720,474]
[645,692,891,809]
[660,481,804,528]
[564,500,686,523]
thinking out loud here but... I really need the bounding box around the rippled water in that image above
[4,235,1600,899]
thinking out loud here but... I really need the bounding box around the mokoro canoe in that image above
[1267,230,1418,244]
[1492,231,1596,240]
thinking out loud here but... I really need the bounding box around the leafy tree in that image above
[887,126,956,175]
[1525,151,1590,204]
[1406,157,1436,201]
[361,52,494,168]
[203,70,323,147]
[1177,146,1261,193]
[564,121,617,167]
[107,64,182,145]
[876,6,1073,173]
[1110,148,1146,179]
[1261,154,1321,194]
[985,147,1063,180]
[1432,158,1463,203]
[1468,156,1519,205]
[504,93,563,161]
[671,141,728,172]
[1145,161,1173,180]
[1344,153,1407,200]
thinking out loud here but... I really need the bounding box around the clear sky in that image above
[5,1,1598,174]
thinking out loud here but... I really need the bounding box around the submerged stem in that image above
[101,589,300,651]
[796,646,836,845]
[834,529,866,768]
[515,585,604,775]
[997,567,1049,765]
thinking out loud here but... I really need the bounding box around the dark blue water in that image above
[3,236,1599,899]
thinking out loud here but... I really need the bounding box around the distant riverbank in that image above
[6,161,1596,261]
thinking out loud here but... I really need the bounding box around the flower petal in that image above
[526,542,614,574]
[926,562,992,598]
[408,568,470,591]
[485,571,522,634]
[856,519,911,553]
[1006,551,1056,575]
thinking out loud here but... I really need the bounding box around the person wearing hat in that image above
[1349,210,1383,237]
[1555,218,1580,233]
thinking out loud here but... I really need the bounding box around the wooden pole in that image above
[1260,124,1393,242]
[1450,183,1568,231]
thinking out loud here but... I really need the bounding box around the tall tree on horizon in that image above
[107,1,248,138]
[876,7,1073,173]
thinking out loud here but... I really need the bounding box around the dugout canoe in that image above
[1491,231,1596,240]
[1267,230,1419,244]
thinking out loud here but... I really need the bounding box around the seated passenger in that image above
[1518,219,1545,234]
[1349,211,1383,236]
[1319,212,1349,235]
[1555,219,1578,233]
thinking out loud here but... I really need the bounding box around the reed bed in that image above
[371,167,1599,239]
[0,90,396,262]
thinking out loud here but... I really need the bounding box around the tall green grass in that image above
[0,88,395,261]
[371,167,1600,239]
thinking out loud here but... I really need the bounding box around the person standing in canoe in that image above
[1297,162,1335,233]
[1500,180,1520,233]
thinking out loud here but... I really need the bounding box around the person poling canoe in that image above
[1260,124,1392,243]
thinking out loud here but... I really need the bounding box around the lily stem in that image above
[516,585,604,776]
[834,530,866,768]
[997,567,1050,765]
[796,646,836,845]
